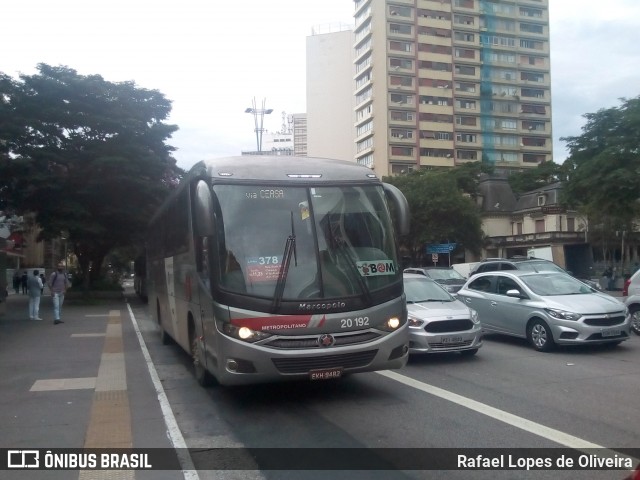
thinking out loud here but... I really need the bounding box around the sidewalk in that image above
[0,292,183,479]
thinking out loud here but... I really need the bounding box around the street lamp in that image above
[245,97,273,153]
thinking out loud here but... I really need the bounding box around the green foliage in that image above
[0,64,184,287]
[384,167,485,263]
[507,161,568,195]
[561,96,640,230]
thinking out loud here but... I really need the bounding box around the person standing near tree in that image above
[49,262,70,325]
[27,269,43,320]
[21,271,28,294]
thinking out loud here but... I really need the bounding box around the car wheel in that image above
[629,306,640,335]
[190,327,215,387]
[527,319,555,352]
[460,348,478,356]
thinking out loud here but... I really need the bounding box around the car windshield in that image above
[520,272,593,296]
[404,277,454,303]
[425,269,465,281]
[516,261,565,274]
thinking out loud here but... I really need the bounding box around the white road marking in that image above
[377,370,638,462]
[126,302,200,480]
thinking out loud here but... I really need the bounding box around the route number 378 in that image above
[340,317,369,328]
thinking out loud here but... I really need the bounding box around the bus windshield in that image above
[213,184,400,301]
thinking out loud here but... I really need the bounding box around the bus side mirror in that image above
[194,180,216,237]
[383,183,410,236]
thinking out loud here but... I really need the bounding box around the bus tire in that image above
[157,302,172,345]
[190,328,215,387]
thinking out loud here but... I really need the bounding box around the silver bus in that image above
[146,156,411,386]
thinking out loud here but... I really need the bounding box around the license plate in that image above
[309,367,343,380]
[602,329,620,337]
[441,336,463,344]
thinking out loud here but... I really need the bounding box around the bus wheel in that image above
[157,302,172,345]
[190,331,215,387]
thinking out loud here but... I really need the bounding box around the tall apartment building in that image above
[353,0,552,176]
[306,26,356,161]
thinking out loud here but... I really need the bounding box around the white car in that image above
[623,294,640,335]
[404,273,483,356]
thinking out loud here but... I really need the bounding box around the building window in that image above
[391,128,414,139]
[456,149,478,160]
[391,146,414,156]
[520,7,543,18]
[454,31,474,42]
[391,164,415,175]
[516,222,523,235]
[390,23,412,35]
[455,65,476,76]
[455,116,476,126]
[419,61,452,72]
[391,110,415,122]
[520,23,543,34]
[521,104,546,115]
[535,219,545,233]
[454,48,475,59]
[420,113,453,123]
[523,153,546,163]
[522,121,545,131]
[390,57,413,69]
[567,217,575,232]
[390,75,413,87]
[456,133,476,143]
[356,121,373,137]
[420,148,453,158]
[390,93,414,105]
[456,99,477,109]
[522,137,546,147]
[357,153,374,169]
[453,14,474,25]
[455,82,476,93]
[389,5,412,17]
[390,40,413,52]
[520,39,544,50]
[521,88,545,98]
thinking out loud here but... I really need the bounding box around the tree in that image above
[384,168,485,265]
[507,160,568,195]
[0,64,183,288]
[561,96,640,265]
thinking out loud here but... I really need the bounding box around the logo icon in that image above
[7,450,40,468]
[318,334,335,347]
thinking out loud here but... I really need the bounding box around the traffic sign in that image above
[431,253,438,263]
[426,243,457,254]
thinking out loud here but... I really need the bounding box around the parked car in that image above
[623,268,640,297]
[404,267,467,294]
[469,257,602,291]
[403,273,482,356]
[623,294,640,335]
[456,270,630,352]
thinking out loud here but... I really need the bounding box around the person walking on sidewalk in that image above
[49,262,70,325]
[27,269,43,320]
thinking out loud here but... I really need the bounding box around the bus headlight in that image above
[379,316,404,331]
[221,323,271,343]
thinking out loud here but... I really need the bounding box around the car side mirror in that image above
[506,289,525,298]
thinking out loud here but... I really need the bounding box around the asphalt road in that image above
[1,288,638,480]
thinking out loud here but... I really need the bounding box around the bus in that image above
[146,156,411,386]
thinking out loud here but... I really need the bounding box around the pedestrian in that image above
[49,262,70,325]
[609,266,617,291]
[27,269,43,320]
[12,271,20,294]
[21,271,28,294]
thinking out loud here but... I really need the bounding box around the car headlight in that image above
[544,308,580,321]
[408,315,424,328]
[469,308,479,324]
[220,322,272,343]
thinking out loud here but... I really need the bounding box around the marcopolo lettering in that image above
[299,301,346,311]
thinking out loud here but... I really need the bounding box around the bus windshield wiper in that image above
[271,212,297,313]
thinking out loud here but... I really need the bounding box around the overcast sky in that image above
[2,0,639,170]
